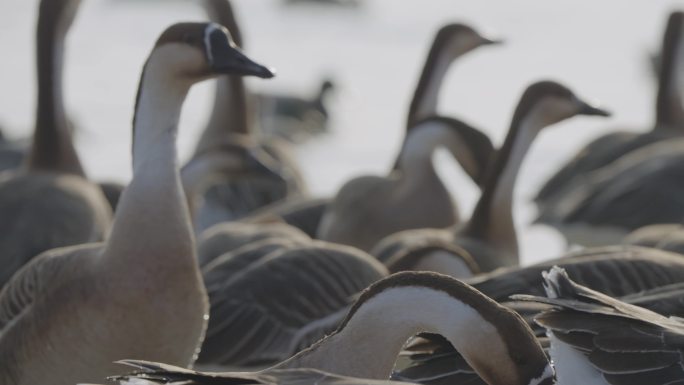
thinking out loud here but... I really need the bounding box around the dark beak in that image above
[481,36,504,45]
[577,100,611,117]
[209,29,275,78]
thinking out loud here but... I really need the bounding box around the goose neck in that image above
[406,43,456,129]
[465,111,543,258]
[277,275,550,385]
[655,20,684,131]
[104,51,196,272]
[28,0,84,175]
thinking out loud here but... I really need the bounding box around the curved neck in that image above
[105,50,195,272]
[655,20,684,131]
[277,282,548,385]
[397,122,477,187]
[406,40,456,130]
[27,0,84,175]
[464,109,543,260]
[195,0,251,156]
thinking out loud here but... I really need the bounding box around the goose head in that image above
[151,22,274,81]
[436,23,502,59]
[511,80,610,134]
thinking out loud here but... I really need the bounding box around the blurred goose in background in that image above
[257,78,336,141]
[0,0,111,288]
[373,81,610,273]
[534,11,684,210]
[197,242,387,367]
[111,272,554,385]
[242,23,500,238]
[182,0,305,233]
[317,116,493,252]
[518,266,684,384]
[0,22,274,384]
[537,137,684,246]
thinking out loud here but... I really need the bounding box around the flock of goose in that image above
[3,1,684,385]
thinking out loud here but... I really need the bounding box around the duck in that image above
[197,241,388,367]
[257,78,336,142]
[110,271,554,385]
[0,0,112,288]
[0,22,274,385]
[183,0,306,233]
[0,127,26,172]
[534,11,684,211]
[373,81,610,273]
[518,266,684,384]
[241,23,500,240]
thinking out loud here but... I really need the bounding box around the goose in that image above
[518,266,684,384]
[467,245,684,302]
[111,271,555,385]
[242,23,500,239]
[317,116,495,252]
[373,81,610,273]
[197,241,388,367]
[197,221,310,267]
[534,11,684,210]
[257,78,336,141]
[536,137,684,246]
[0,22,274,385]
[183,0,305,233]
[0,0,112,288]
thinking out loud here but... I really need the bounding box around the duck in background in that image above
[373,81,610,273]
[0,125,26,172]
[257,78,336,142]
[534,11,684,212]
[0,0,112,288]
[0,21,274,385]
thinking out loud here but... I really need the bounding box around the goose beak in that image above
[212,48,275,78]
[481,36,504,45]
[577,100,611,117]
[208,29,275,78]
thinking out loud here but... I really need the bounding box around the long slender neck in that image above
[396,122,476,192]
[104,53,195,272]
[27,0,84,175]
[654,20,684,132]
[277,282,546,385]
[194,0,251,156]
[464,110,542,260]
[406,42,455,129]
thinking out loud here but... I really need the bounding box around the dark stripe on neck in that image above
[655,12,684,130]
[336,272,549,383]
[27,0,84,176]
[406,27,454,130]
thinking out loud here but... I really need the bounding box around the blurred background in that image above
[1,0,683,264]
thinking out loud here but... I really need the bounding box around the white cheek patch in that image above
[528,363,554,385]
[204,23,222,65]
